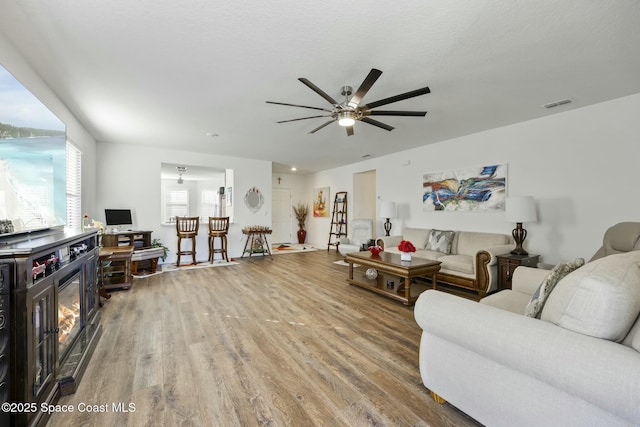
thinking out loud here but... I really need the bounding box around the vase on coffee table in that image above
[400,252,412,262]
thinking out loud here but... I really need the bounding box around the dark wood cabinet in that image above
[0,228,101,427]
[497,253,540,291]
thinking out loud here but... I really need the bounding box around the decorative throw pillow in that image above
[524,258,585,318]
[540,251,640,342]
[425,230,455,254]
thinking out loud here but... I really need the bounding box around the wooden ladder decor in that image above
[327,191,348,251]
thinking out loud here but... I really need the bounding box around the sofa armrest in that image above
[415,290,640,423]
[483,244,517,265]
[511,266,551,296]
[376,235,403,251]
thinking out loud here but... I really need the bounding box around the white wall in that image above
[97,142,272,262]
[303,93,640,265]
[0,34,98,218]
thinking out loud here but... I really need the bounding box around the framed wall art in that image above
[313,187,329,217]
[422,164,507,212]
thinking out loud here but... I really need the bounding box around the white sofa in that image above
[378,227,513,299]
[413,223,640,426]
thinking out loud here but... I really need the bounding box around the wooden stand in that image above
[99,246,134,292]
[241,229,272,258]
[328,191,347,250]
[497,253,540,290]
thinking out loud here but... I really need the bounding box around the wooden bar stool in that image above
[176,216,199,266]
[208,217,230,262]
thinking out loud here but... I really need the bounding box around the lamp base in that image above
[511,223,529,256]
[383,219,392,237]
[510,248,529,256]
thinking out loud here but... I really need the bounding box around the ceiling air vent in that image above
[543,98,573,109]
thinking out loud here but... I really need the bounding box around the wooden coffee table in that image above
[344,251,441,305]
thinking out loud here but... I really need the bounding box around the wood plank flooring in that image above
[47,249,481,427]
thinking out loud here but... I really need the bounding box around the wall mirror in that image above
[244,187,264,213]
[160,163,234,224]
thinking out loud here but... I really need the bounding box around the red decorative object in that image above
[397,240,416,253]
[369,245,382,256]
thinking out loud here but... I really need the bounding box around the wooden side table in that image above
[241,228,273,258]
[497,253,540,290]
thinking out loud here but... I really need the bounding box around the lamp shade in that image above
[506,196,537,223]
[380,201,397,219]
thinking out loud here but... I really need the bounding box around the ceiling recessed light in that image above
[291,167,297,171]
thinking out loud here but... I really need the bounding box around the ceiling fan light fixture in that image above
[338,111,355,127]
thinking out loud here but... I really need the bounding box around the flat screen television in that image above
[104,209,133,227]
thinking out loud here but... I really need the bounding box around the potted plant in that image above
[293,202,309,244]
[151,238,169,261]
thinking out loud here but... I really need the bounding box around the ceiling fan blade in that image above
[277,115,331,124]
[361,117,395,131]
[348,68,383,108]
[266,101,332,112]
[346,126,354,136]
[298,78,340,106]
[365,110,427,117]
[308,120,335,134]
[363,87,431,109]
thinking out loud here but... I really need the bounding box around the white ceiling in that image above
[2,1,640,174]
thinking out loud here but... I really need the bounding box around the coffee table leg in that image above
[348,261,354,280]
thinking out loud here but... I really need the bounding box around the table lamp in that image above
[380,201,397,237]
[506,196,537,255]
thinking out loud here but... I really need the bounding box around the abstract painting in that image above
[313,187,329,217]
[423,164,507,212]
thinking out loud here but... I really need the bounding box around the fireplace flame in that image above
[58,299,80,344]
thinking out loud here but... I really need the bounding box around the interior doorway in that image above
[272,188,292,243]
[353,170,377,235]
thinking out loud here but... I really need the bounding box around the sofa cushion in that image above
[524,258,585,318]
[456,231,510,257]
[425,229,455,254]
[438,254,474,275]
[541,251,640,342]
[402,228,429,250]
[414,249,445,260]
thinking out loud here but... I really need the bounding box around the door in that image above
[272,188,292,244]
[353,170,377,234]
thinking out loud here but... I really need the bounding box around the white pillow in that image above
[541,251,640,342]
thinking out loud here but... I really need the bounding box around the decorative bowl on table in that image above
[369,245,383,256]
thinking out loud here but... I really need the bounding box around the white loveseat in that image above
[413,223,640,426]
[378,227,513,299]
